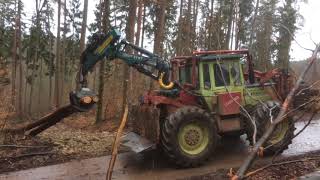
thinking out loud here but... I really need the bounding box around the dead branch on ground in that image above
[0,144,49,148]
[0,151,54,160]
[233,44,320,180]
[245,156,320,178]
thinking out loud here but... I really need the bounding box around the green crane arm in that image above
[70,28,174,111]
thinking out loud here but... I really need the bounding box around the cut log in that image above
[4,104,77,136]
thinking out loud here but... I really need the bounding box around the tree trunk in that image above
[55,0,62,108]
[122,0,137,113]
[153,0,166,55]
[192,0,199,50]
[79,0,89,89]
[185,0,192,53]
[11,0,17,108]
[135,0,143,49]
[176,0,184,55]
[141,4,146,48]
[37,51,43,107]
[208,0,214,49]
[96,0,110,123]
[17,0,23,118]
[226,0,235,49]
[248,0,260,51]
[60,0,67,103]
[23,63,28,115]
[48,4,53,109]
[29,0,41,115]
[80,0,88,54]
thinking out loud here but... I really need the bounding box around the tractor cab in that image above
[171,50,250,116]
[170,50,284,114]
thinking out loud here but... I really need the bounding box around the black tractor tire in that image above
[244,101,295,155]
[160,106,218,167]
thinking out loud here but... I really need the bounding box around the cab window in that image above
[231,62,242,86]
[179,65,192,84]
[203,64,211,90]
[214,63,230,87]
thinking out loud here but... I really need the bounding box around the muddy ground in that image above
[182,151,320,180]
[0,111,129,173]
[1,111,320,179]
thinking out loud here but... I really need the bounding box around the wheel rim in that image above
[178,122,209,155]
[268,120,289,145]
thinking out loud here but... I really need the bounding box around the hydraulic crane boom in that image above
[70,28,174,111]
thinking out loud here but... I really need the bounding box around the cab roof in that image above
[171,50,249,64]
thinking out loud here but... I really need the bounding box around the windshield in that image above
[214,63,230,87]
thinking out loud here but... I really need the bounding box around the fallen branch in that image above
[245,156,320,178]
[234,44,320,180]
[1,151,54,160]
[0,144,48,148]
[106,104,129,180]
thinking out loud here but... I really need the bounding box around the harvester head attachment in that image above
[69,88,98,112]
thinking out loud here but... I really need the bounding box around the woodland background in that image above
[0,0,315,123]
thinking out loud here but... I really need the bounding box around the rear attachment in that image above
[121,132,155,153]
[122,104,160,153]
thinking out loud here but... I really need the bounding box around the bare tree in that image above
[17,0,23,117]
[121,0,137,113]
[96,0,110,123]
[55,0,62,108]
[153,0,166,55]
[11,0,17,108]
[79,0,88,54]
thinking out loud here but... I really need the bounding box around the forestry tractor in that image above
[68,28,296,167]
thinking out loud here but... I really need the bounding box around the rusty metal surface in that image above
[129,105,160,143]
[121,132,155,153]
[219,118,241,132]
[217,92,241,115]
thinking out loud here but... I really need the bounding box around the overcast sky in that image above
[290,0,320,61]
[22,0,320,61]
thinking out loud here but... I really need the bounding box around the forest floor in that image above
[1,113,320,179]
[0,110,130,173]
[181,150,320,180]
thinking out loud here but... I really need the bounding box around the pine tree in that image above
[0,0,15,64]
[253,0,277,71]
[55,0,62,108]
[79,0,88,54]
[17,0,24,118]
[235,0,254,49]
[96,0,110,123]
[276,0,298,70]
[122,0,136,113]
[153,0,167,55]
[11,0,18,108]
[24,0,54,115]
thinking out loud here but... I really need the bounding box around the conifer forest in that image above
[1,0,320,179]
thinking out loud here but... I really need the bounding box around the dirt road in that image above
[1,119,320,180]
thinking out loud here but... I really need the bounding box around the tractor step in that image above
[121,132,155,153]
